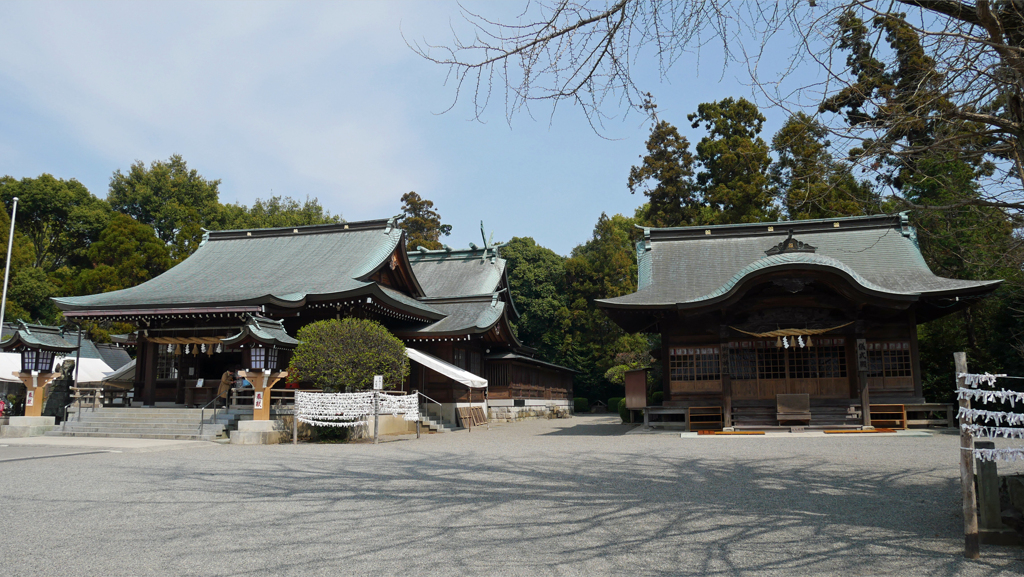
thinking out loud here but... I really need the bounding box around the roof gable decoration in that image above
[0,321,79,354]
[765,230,817,256]
[221,315,299,349]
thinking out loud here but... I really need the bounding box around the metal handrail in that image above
[61,397,81,430]
[417,391,445,426]
[62,387,102,429]
[198,393,222,435]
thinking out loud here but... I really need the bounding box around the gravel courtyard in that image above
[2,414,1023,576]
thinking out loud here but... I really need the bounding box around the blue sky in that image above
[0,1,820,256]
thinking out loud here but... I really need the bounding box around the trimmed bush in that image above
[573,397,590,413]
[651,391,664,406]
[289,318,409,392]
[607,397,623,416]
[618,397,630,423]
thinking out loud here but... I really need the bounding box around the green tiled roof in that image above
[399,297,507,336]
[408,247,506,297]
[599,213,1001,310]
[222,315,299,348]
[0,322,79,353]
[53,219,440,317]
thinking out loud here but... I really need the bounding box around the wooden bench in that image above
[904,403,956,428]
[869,404,907,430]
[777,394,811,425]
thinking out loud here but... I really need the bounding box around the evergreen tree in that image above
[688,98,779,224]
[400,192,452,250]
[72,213,173,295]
[223,195,342,229]
[628,120,702,227]
[770,112,878,219]
[108,154,224,263]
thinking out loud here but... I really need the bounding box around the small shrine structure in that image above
[596,213,1002,429]
[0,322,78,436]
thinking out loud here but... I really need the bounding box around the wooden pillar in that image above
[242,370,286,421]
[908,310,923,399]
[662,328,671,402]
[855,336,872,428]
[175,349,187,405]
[720,327,732,428]
[955,352,980,559]
[141,341,158,407]
[14,371,60,417]
[975,440,1002,533]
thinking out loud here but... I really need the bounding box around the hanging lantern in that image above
[243,344,279,370]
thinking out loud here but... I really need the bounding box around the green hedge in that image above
[651,391,664,406]
[618,398,630,423]
[573,397,590,413]
[607,397,623,415]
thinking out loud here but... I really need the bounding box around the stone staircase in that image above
[731,403,863,430]
[419,413,457,433]
[46,407,247,441]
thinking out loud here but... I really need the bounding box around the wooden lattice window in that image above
[669,347,721,381]
[757,342,786,380]
[815,338,847,378]
[453,348,466,370]
[727,341,757,380]
[867,342,911,378]
[789,347,818,379]
[156,347,178,379]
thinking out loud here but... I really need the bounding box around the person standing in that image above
[217,367,237,408]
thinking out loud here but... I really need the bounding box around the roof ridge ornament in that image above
[480,221,505,262]
[765,229,816,256]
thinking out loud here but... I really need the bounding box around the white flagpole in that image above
[0,196,19,335]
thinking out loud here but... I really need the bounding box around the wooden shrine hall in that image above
[53,218,573,423]
[596,213,1001,430]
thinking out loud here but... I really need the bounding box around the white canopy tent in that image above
[0,352,115,385]
[55,356,116,386]
[405,348,487,388]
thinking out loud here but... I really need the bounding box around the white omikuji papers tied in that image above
[955,373,1024,463]
[295,391,419,428]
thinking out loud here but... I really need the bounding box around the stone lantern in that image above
[221,316,297,444]
[0,322,78,437]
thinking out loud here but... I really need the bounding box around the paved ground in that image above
[1,415,1022,576]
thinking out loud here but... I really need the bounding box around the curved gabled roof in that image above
[598,214,1001,311]
[398,296,507,335]
[408,247,505,296]
[54,219,441,319]
[408,245,520,320]
[221,315,299,349]
[0,322,79,353]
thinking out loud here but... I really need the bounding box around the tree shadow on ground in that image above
[90,436,1023,576]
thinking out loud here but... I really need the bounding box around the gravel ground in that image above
[2,414,1023,576]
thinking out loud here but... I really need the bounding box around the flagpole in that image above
[0,196,18,335]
